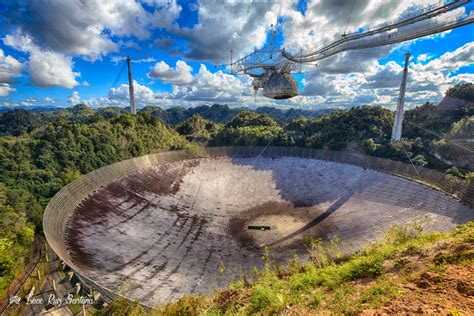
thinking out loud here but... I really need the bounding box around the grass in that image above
[101,221,473,315]
[359,279,401,308]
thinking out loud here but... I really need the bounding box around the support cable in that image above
[343,0,356,35]
[403,119,474,154]
[258,108,297,157]
[111,60,127,89]
[297,0,313,54]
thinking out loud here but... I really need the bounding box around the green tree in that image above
[445,83,474,101]
[226,110,279,128]
[177,114,222,142]
[0,109,41,136]
[412,155,428,167]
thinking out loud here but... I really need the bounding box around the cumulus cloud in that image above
[148,60,193,85]
[86,62,251,108]
[417,54,430,62]
[109,80,159,104]
[170,0,289,63]
[149,0,182,30]
[68,91,81,105]
[0,83,15,96]
[415,42,474,74]
[365,61,405,89]
[1,0,185,56]
[1,0,157,59]
[28,50,80,89]
[4,32,80,88]
[172,64,250,102]
[0,49,23,83]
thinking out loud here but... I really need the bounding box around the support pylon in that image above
[126,57,136,115]
[391,52,410,141]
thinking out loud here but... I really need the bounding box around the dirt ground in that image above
[362,241,474,315]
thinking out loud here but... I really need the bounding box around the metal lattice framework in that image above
[283,0,474,63]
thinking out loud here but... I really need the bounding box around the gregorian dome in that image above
[263,72,299,99]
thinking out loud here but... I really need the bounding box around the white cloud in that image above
[110,56,157,65]
[28,49,80,89]
[365,61,404,89]
[86,62,252,108]
[0,83,15,96]
[2,1,184,60]
[109,80,159,104]
[4,97,56,106]
[0,49,23,83]
[171,0,288,63]
[414,42,474,74]
[110,56,126,65]
[169,64,250,102]
[417,54,430,62]
[134,57,157,63]
[112,64,248,105]
[4,31,80,88]
[68,91,81,105]
[20,101,32,106]
[149,0,182,30]
[148,60,193,85]
[1,0,157,60]
[23,97,55,103]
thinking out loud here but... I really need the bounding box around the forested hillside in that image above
[0,112,189,294]
[142,103,333,125]
[445,82,474,101]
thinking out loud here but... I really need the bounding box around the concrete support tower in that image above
[126,57,136,115]
[391,52,410,141]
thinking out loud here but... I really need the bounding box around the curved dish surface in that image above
[65,156,473,305]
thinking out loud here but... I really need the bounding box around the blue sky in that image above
[0,0,472,110]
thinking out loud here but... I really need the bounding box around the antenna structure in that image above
[228,0,473,100]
